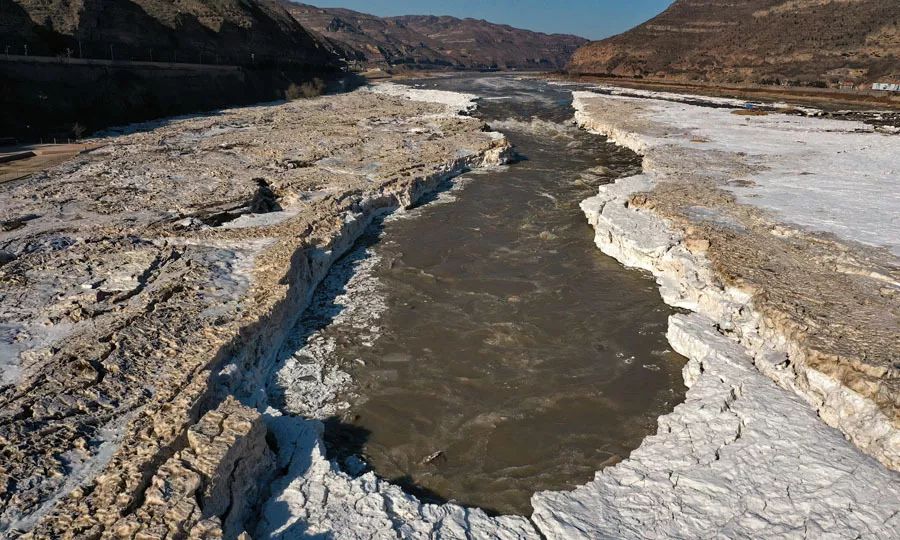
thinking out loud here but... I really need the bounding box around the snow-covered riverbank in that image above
[528,89,899,538]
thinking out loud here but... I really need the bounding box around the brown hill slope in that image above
[282,2,587,70]
[1,0,345,141]
[1,0,337,66]
[568,0,900,86]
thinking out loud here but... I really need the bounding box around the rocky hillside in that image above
[1,0,337,67]
[568,0,900,86]
[282,2,587,70]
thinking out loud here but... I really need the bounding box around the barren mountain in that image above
[282,2,587,70]
[568,0,900,86]
[1,0,337,66]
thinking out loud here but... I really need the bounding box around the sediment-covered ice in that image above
[2,80,518,537]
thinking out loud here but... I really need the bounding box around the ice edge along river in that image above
[529,90,898,539]
[258,83,899,539]
[255,84,540,539]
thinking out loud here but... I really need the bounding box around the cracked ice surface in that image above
[370,83,479,115]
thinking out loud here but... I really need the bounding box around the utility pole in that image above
[78,40,82,58]
[149,47,153,62]
[110,44,114,61]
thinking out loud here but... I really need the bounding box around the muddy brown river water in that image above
[275,75,687,516]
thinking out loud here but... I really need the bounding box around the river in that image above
[271,75,686,516]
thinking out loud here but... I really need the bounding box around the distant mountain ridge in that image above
[3,0,588,71]
[282,2,588,70]
[568,0,900,86]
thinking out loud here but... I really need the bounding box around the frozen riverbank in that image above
[529,89,899,537]
[0,84,515,537]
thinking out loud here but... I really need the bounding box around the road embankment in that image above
[0,56,346,142]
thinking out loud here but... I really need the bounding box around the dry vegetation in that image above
[285,77,326,100]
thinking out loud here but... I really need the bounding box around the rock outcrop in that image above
[568,0,900,86]
[1,0,345,140]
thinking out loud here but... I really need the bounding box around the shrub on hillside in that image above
[285,78,326,100]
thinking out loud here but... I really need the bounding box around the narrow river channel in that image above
[271,75,686,516]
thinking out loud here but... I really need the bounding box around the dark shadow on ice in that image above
[266,219,385,411]
[388,475,504,517]
[323,417,506,516]
[257,413,334,539]
[322,416,370,465]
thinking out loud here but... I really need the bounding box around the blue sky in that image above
[299,1,674,40]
